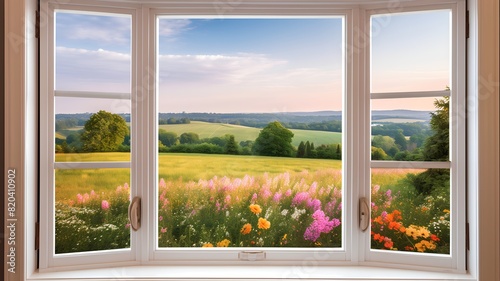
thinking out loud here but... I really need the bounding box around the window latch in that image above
[359,197,370,232]
[128,196,141,231]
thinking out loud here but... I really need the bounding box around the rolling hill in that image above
[159,121,341,146]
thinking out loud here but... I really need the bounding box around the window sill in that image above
[29,265,475,281]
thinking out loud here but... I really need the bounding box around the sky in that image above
[54,10,450,114]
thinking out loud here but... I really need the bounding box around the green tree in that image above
[423,96,449,161]
[297,141,306,158]
[371,146,388,160]
[225,135,239,155]
[158,130,178,147]
[394,129,407,151]
[336,144,341,159]
[179,132,199,144]
[81,110,129,152]
[253,121,294,157]
[305,141,311,158]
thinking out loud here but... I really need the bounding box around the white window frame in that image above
[6,1,499,280]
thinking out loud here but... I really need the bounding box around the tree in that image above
[253,121,294,157]
[297,141,306,158]
[371,146,388,160]
[423,96,449,161]
[158,130,178,147]
[80,110,129,152]
[225,135,239,155]
[179,132,199,144]
[305,141,311,158]
[394,129,407,151]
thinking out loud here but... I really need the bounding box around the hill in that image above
[159,121,341,146]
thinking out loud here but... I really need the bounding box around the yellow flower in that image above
[415,240,436,252]
[217,239,230,247]
[249,204,262,215]
[240,223,252,235]
[258,217,271,229]
[202,243,213,248]
[443,209,450,214]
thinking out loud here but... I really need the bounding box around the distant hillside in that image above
[159,121,342,146]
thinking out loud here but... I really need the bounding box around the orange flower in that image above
[216,239,230,247]
[258,217,271,229]
[399,226,406,233]
[249,204,262,215]
[373,233,381,241]
[240,223,252,235]
[388,221,401,231]
[384,238,394,249]
[202,243,213,248]
[373,216,384,225]
[430,234,440,242]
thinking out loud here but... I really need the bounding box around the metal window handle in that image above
[359,197,370,232]
[128,196,141,231]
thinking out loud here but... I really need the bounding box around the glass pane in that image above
[371,10,450,93]
[157,18,343,248]
[371,97,449,161]
[55,168,131,254]
[55,11,131,92]
[371,168,450,254]
[55,97,131,161]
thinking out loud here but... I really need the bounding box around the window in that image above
[38,0,467,275]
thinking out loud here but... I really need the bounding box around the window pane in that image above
[371,168,450,254]
[371,97,449,161]
[55,11,131,92]
[55,168,131,254]
[157,18,343,248]
[55,97,131,161]
[371,10,450,93]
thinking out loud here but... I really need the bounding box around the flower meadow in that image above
[55,184,131,254]
[370,183,450,254]
[55,168,450,254]
[157,169,343,247]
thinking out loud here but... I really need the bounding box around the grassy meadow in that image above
[159,121,342,146]
[55,152,413,202]
[55,152,450,253]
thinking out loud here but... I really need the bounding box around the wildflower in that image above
[125,223,131,229]
[307,198,322,211]
[159,216,163,221]
[383,237,394,249]
[240,223,252,235]
[415,240,436,252]
[249,204,262,215]
[292,191,310,206]
[101,200,110,211]
[160,227,167,233]
[273,192,282,203]
[202,243,214,248]
[258,218,271,229]
[217,239,230,247]
[285,189,292,197]
[76,194,83,204]
[430,234,440,242]
[372,185,380,194]
[303,210,340,242]
[251,193,258,203]
[281,209,289,216]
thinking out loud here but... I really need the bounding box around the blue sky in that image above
[54,10,450,114]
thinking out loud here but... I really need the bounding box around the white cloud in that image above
[158,53,286,83]
[158,19,192,37]
[55,47,131,92]
[60,16,131,45]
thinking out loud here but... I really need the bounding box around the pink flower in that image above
[125,223,130,229]
[159,216,163,221]
[272,192,282,203]
[101,200,110,211]
[285,189,292,197]
[292,192,310,206]
[76,194,83,204]
[160,227,167,233]
[251,193,258,203]
[304,210,341,242]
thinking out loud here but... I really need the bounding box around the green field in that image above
[159,121,341,146]
[54,152,419,202]
[55,152,342,201]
